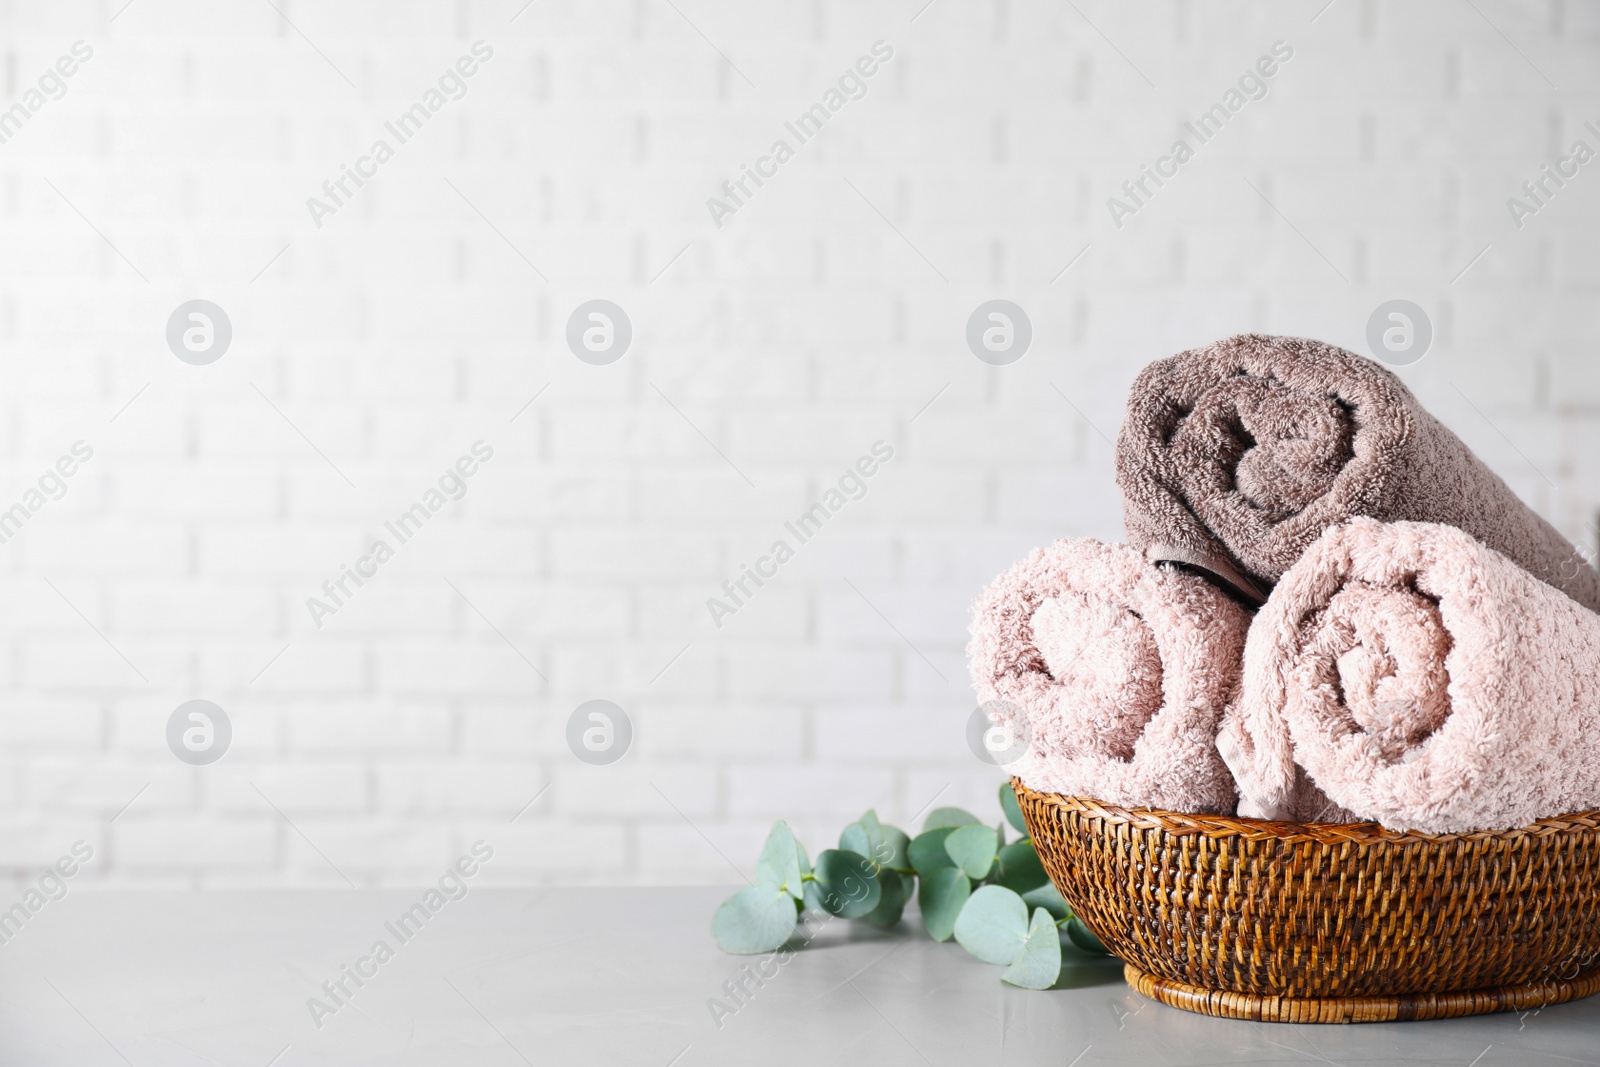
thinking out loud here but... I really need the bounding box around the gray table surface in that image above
[1,887,1595,1066]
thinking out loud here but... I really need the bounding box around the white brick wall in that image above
[0,0,1595,887]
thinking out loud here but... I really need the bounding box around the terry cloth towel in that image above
[1115,333,1600,611]
[1218,518,1600,834]
[968,539,1250,814]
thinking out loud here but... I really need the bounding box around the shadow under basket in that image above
[1014,781,1600,1023]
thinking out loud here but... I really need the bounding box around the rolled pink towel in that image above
[1116,333,1600,611]
[1219,518,1600,833]
[968,539,1249,814]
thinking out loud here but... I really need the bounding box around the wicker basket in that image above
[1015,781,1600,1023]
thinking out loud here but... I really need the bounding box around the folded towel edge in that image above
[1144,543,1271,608]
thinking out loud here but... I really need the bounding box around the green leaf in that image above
[876,826,912,872]
[863,869,911,928]
[755,821,805,900]
[812,850,882,919]
[1066,916,1112,956]
[908,828,957,877]
[841,810,912,874]
[999,781,1027,833]
[918,867,971,942]
[864,812,915,870]
[712,884,799,954]
[1022,881,1070,921]
[993,839,1049,894]
[1002,907,1063,989]
[953,885,1030,965]
[923,807,981,832]
[944,824,999,880]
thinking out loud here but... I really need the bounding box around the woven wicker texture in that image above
[1016,782,1600,1016]
[1125,962,1600,1023]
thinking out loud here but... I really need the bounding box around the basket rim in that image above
[1012,780,1600,844]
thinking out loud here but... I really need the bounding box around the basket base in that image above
[1126,963,1600,1024]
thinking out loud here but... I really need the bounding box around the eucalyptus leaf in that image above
[952,884,1030,965]
[856,809,890,859]
[1001,907,1063,989]
[840,822,871,859]
[879,827,912,872]
[923,806,981,832]
[994,839,1048,894]
[1066,916,1112,956]
[864,869,912,928]
[1022,881,1070,921]
[918,866,971,942]
[869,821,912,872]
[712,884,799,954]
[999,780,1027,833]
[755,820,804,900]
[908,827,957,877]
[841,810,912,873]
[944,824,999,880]
[813,849,882,919]
[802,878,830,915]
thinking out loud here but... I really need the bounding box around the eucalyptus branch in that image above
[711,781,1110,990]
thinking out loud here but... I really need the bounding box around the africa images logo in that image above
[305,843,494,1029]
[1105,39,1294,228]
[0,40,93,148]
[705,41,894,228]
[305,442,494,628]
[305,41,495,228]
[705,441,894,628]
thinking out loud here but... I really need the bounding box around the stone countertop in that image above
[1,887,1595,1065]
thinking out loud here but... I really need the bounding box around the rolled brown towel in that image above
[1115,333,1600,611]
